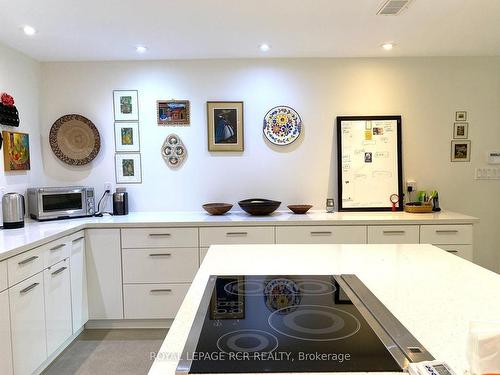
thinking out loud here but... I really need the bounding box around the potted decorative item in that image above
[0,93,20,127]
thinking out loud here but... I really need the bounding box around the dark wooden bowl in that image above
[288,204,313,214]
[202,203,233,215]
[238,199,281,216]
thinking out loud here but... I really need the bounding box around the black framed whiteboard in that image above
[337,116,403,211]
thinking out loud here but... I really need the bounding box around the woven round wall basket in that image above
[49,114,101,165]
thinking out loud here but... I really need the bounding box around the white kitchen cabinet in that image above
[7,246,44,287]
[43,240,70,269]
[0,289,13,375]
[9,272,47,375]
[0,261,7,292]
[44,258,73,355]
[199,247,209,264]
[123,283,190,319]
[436,244,473,262]
[420,225,472,245]
[200,226,275,247]
[122,227,198,248]
[122,247,198,284]
[367,225,419,244]
[276,226,367,244]
[70,234,88,332]
[86,229,123,319]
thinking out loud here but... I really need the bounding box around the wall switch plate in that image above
[406,180,417,192]
[487,151,500,164]
[475,168,500,180]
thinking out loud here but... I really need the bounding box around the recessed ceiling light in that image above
[136,46,148,53]
[381,43,394,51]
[259,43,270,52]
[22,25,37,36]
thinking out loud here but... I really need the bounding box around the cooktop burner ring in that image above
[295,279,337,295]
[216,329,279,354]
[268,304,361,341]
[223,280,264,296]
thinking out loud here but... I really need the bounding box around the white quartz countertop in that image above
[148,244,500,375]
[0,210,478,261]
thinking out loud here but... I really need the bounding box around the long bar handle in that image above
[50,244,66,251]
[51,266,67,276]
[148,233,171,237]
[383,230,406,234]
[149,253,172,257]
[18,256,38,265]
[446,250,459,254]
[435,230,459,234]
[72,236,85,242]
[150,289,172,293]
[20,282,39,294]
[226,232,248,236]
[310,231,332,236]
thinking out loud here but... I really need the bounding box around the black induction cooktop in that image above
[176,275,434,374]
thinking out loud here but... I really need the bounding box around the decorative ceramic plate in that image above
[161,134,187,168]
[49,114,101,165]
[264,278,301,313]
[263,106,302,145]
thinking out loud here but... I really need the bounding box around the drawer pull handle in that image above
[310,231,332,236]
[150,289,172,293]
[149,253,172,257]
[18,256,39,265]
[73,236,85,242]
[51,266,67,276]
[435,230,459,234]
[383,230,406,234]
[149,233,171,237]
[20,282,39,294]
[50,244,66,251]
[226,232,248,236]
[446,250,459,253]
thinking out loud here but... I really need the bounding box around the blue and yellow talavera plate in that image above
[263,106,302,146]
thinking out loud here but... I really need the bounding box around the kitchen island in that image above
[148,243,500,375]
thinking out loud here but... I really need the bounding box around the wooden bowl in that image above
[202,203,233,215]
[287,205,313,214]
[238,199,281,216]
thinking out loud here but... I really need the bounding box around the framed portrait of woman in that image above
[207,101,244,151]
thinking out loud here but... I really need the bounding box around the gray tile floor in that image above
[43,329,167,375]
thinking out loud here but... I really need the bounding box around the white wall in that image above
[0,43,42,196]
[39,57,500,272]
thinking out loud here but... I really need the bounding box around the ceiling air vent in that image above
[377,0,413,15]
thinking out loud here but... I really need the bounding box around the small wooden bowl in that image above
[404,202,433,213]
[288,205,313,214]
[202,203,233,215]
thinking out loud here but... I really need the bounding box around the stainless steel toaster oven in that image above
[27,186,95,221]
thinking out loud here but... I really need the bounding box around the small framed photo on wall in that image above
[451,140,471,162]
[113,90,139,121]
[115,153,142,183]
[453,122,468,139]
[455,111,467,122]
[207,101,244,151]
[114,122,140,152]
[157,100,190,125]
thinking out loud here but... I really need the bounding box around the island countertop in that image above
[0,210,478,261]
[148,243,500,375]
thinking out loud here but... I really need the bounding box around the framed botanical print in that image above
[2,131,30,171]
[115,153,142,183]
[451,140,471,162]
[157,100,190,125]
[113,90,139,121]
[114,122,140,152]
[453,122,468,139]
[207,101,244,151]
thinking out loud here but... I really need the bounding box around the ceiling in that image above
[0,0,499,61]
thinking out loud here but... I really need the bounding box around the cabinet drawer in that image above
[420,225,472,245]
[0,261,7,292]
[0,289,13,375]
[276,226,366,244]
[122,248,198,283]
[200,227,274,247]
[42,240,71,269]
[367,226,419,244]
[7,247,44,287]
[121,227,198,248]
[436,245,473,262]
[199,248,209,264]
[123,283,190,319]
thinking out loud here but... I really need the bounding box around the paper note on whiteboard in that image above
[339,117,401,209]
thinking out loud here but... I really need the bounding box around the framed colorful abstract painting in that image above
[115,153,142,183]
[2,131,30,171]
[113,90,139,121]
[206,101,244,151]
[114,122,140,152]
[157,100,190,125]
